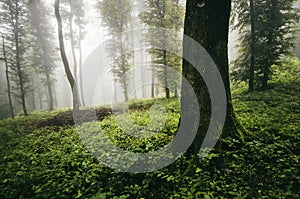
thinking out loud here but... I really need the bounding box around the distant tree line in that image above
[96,0,184,101]
[231,0,299,92]
[0,0,86,118]
[0,0,299,119]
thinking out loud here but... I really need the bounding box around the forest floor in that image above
[0,58,299,199]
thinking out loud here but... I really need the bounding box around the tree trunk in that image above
[120,40,129,102]
[114,79,117,103]
[174,0,180,99]
[30,1,55,110]
[78,22,86,106]
[13,2,28,116]
[182,0,245,168]
[249,0,255,93]
[40,36,55,110]
[141,50,146,98]
[55,0,80,112]
[119,13,129,102]
[37,82,43,110]
[162,0,170,99]
[262,69,269,90]
[130,22,137,99]
[68,12,77,82]
[151,63,155,98]
[44,60,54,110]
[68,5,82,106]
[31,73,36,111]
[53,84,58,108]
[122,71,129,102]
[262,1,276,91]
[174,87,178,98]
[2,36,15,119]
[163,49,170,99]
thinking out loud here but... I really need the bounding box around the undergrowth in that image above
[0,58,299,198]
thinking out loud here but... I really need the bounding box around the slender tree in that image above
[248,0,255,93]
[140,0,184,98]
[295,0,300,57]
[68,1,78,78]
[28,0,57,110]
[129,17,137,99]
[1,35,14,118]
[97,0,134,102]
[77,13,86,106]
[60,0,86,106]
[0,0,31,116]
[55,0,80,112]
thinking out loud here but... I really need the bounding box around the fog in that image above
[1,0,299,116]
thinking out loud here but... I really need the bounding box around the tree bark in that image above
[163,49,170,99]
[262,1,276,91]
[162,0,170,99]
[120,36,129,102]
[12,1,28,116]
[37,82,43,110]
[249,0,255,93]
[151,63,155,98]
[44,57,55,110]
[182,0,245,166]
[68,7,78,84]
[130,22,137,99]
[31,73,36,111]
[114,79,117,103]
[30,1,55,110]
[119,13,129,102]
[141,50,146,98]
[78,22,86,106]
[174,86,179,98]
[2,35,15,119]
[55,0,79,112]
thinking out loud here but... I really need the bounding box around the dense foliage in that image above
[231,0,299,90]
[0,57,299,198]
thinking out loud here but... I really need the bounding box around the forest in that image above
[0,0,300,198]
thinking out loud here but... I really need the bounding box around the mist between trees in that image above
[0,0,299,119]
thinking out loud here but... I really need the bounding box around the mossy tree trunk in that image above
[182,0,245,162]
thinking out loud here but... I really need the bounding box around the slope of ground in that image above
[0,58,299,198]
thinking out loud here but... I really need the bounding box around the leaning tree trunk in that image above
[68,10,78,88]
[182,0,246,169]
[55,0,79,112]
